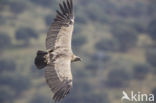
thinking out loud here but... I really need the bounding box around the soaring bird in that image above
[34,0,81,102]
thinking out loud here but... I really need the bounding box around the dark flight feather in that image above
[55,0,73,22]
[53,81,72,102]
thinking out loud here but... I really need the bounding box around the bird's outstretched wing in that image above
[45,0,74,102]
[45,55,72,102]
[46,0,74,51]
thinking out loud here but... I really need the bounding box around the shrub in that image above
[15,27,38,45]
[133,63,149,80]
[0,60,16,73]
[0,87,14,103]
[111,24,138,52]
[65,80,110,103]
[91,53,110,62]
[0,33,11,49]
[117,4,144,18]
[131,22,146,33]
[30,95,49,103]
[85,63,98,71]
[95,38,118,52]
[31,0,51,6]
[146,49,156,67]
[0,16,5,25]
[30,0,57,7]
[147,19,156,41]
[0,1,25,14]
[105,69,131,88]
[9,1,26,14]
[0,74,31,94]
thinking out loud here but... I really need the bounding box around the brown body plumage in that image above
[34,0,81,102]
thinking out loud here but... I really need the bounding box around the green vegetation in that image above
[105,69,131,88]
[95,38,118,51]
[15,27,38,46]
[0,33,11,49]
[147,19,156,41]
[133,63,150,80]
[0,0,155,103]
[0,60,16,72]
[146,49,156,68]
[111,24,138,52]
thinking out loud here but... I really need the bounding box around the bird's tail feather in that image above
[34,50,49,69]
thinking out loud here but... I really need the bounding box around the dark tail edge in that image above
[34,50,48,69]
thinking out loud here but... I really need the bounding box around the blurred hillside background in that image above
[0,0,156,103]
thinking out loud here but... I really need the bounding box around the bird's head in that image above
[72,55,82,62]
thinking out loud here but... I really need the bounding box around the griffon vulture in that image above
[34,0,81,102]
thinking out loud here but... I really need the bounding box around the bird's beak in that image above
[77,57,82,62]
[74,57,82,62]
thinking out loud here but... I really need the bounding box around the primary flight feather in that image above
[34,0,81,102]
